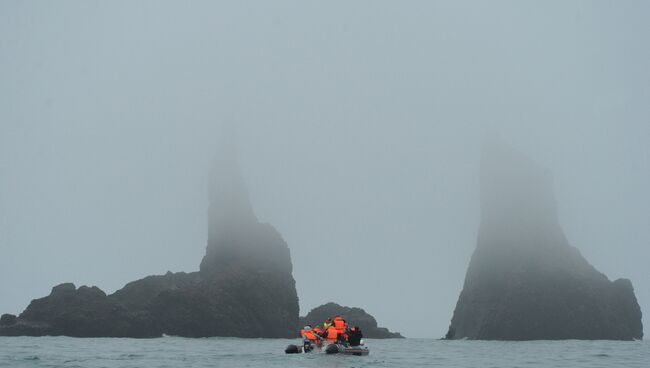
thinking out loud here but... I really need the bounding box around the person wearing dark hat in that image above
[347,326,363,347]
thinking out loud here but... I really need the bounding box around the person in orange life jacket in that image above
[300,325,322,351]
[320,319,333,341]
[333,316,347,333]
[333,315,348,343]
[300,325,322,344]
[324,323,339,342]
[312,325,324,339]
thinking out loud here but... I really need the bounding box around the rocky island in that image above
[300,302,403,338]
[0,152,299,338]
[445,138,643,340]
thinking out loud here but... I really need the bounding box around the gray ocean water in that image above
[0,336,648,368]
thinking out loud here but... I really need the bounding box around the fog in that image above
[0,1,648,338]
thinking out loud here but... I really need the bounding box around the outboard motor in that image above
[284,344,301,354]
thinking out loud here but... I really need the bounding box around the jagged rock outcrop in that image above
[300,302,403,338]
[0,283,158,337]
[0,314,17,326]
[0,147,299,338]
[446,138,643,341]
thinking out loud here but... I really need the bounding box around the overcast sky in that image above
[1,1,648,338]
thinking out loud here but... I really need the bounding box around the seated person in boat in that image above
[347,326,363,346]
[333,315,349,344]
[312,325,324,337]
[300,325,323,347]
[322,318,333,330]
[324,323,339,343]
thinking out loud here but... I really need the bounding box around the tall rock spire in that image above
[206,128,256,228]
[196,134,299,336]
[200,136,295,280]
[479,134,558,234]
[446,137,642,340]
[1,131,300,338]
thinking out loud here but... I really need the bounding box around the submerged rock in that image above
[300,302,403,338]
[0,148,299,338]
[446,138,643,341]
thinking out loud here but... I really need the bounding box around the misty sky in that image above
[1,1,648,338]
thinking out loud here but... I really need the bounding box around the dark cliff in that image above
[0,151,299,338]
[300,302,403,338]
[445,139,643,341]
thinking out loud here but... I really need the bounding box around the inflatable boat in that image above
[285,342,368,356]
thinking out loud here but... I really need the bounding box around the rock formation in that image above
[0,283,158,337]
[300,302,403,338]
[0,149,299,338]
[446,138,643,340]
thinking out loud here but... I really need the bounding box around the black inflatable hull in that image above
[285,343,320,354]
[284,344,301,354]
[324,343,369,356]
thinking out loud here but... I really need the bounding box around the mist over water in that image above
[1,1,648,339]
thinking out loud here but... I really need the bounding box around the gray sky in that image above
[1,1,648,338]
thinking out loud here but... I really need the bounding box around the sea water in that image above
[0,336,648,367]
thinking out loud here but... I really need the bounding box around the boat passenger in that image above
[312,325,323,336]
[348,326,363,346]
[333,316,346,334]
[323,318,333,330]
[333,315,348,343]
[324,324,339,342]
[301,325,322,345]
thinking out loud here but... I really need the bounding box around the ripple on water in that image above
[0,337,648,368]
[119,353,144,358]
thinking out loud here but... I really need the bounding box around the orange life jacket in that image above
[313,327,323,335]
[334,317,346,333]
[303,330,318,342]
[325,325,338,341]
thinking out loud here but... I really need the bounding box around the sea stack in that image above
[130,147,299,337]
[0,145,299,338]
[445,138,643,341]
[194,147,300,337]
[300,302,403,338]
